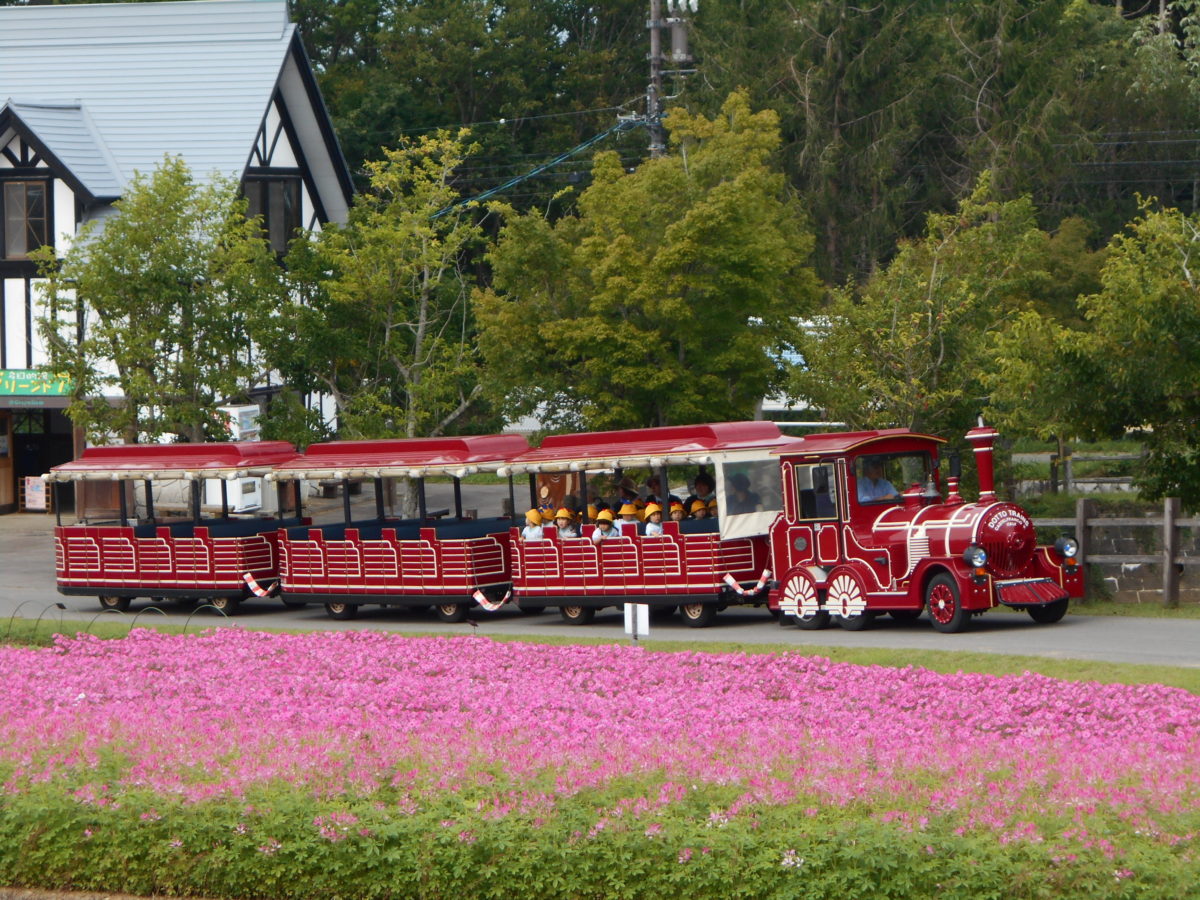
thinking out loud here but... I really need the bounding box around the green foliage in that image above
[0,776,1196,898]
[476,91,822,431]
[988,204,1200,506]
[34,156,285,444]
[792,174,1049,437]
[258,131,494,441]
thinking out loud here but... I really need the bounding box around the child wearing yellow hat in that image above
[591,509,619,543]
[554,507,578,539]
[669,501,686,522]
[617,502,640,524]
[643,502,664,536]
[689,499,709,519]
[522,509,545,540]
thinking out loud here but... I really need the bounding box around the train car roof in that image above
[46,441,299,481]
[499,422,801,473]
[271,434,531,479]
[774,428,946,457]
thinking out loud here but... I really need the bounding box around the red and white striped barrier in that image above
[243,572,279,597]
[472,589,512,612]
[722,569,772,597]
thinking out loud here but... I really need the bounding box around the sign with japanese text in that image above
[0,369,71,397]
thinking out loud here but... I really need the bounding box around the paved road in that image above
[3,509,1198,668]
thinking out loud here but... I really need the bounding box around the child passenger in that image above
[617,502,641,524]
[689,499,709,520]
[669,501,686,522]
[591,509,620,543]
[554,508,578,539]
[522,509,545,540]
[643,503,664,536]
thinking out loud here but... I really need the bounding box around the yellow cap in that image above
[643,502,662,516]
[689,500,708,513]
[618,502,639,516]
[554,507,573,521]
[541,509,556,523]
[595,509,615,523]
[525,509,541,525]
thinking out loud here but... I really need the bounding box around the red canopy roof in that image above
[774,429,945,457]
[273,434,530,478]
[504,422,800,472]
[47,441,299,480]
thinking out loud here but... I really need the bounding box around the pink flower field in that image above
[1,628,1199,852]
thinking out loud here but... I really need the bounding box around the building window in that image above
[2,180,48,260]
[244,177,301,255]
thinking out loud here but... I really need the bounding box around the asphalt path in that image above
[3,505,1198,669]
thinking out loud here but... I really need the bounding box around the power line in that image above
[396,105,630,136]
[433,118,645,219]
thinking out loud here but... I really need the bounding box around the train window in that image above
[795,463,838,520]
[853,452,933,504]
[722,459,783,515]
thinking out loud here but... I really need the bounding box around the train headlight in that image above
[962,545,988,568]
[1054,536,1079,561]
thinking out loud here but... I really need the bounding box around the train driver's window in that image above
[854,452,933,505]
[795,464,838,520]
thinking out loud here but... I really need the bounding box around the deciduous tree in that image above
[35,156,284,444]
[475,91,822,431]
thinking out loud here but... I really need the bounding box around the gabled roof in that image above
[0,0,352,220]
[47,441,300,481]
[1,101,124,200]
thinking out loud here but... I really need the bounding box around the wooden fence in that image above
[1033,497,1197,608]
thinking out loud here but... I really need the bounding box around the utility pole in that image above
[646,0,697,158]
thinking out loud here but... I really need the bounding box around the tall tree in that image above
[987,203,1200,506]
[791,174,1051,437]
[257,130,491,443]
[475,91,822,431]
[35,156,284,444]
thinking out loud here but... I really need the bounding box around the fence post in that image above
[1163,496,1180,609]
[1075,497,1091,601]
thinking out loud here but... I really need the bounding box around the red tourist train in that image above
[46,421,1084,632]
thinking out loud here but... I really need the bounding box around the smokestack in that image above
[965,421,999,503]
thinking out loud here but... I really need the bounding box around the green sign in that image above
[0,369,72,397]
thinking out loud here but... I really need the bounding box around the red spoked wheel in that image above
[827,568,872,631]
[926,573,969,633]
[780,570,828,630]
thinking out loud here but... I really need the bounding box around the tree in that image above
[987,203,1200,506]
[35,156,284,444]
[257,130,491,442]
[791,174,1051,437]
[475,91,822,432]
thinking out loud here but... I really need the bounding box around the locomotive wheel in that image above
[98,595,130,612]
[209,596,241,615]
[795,609,831,630]
[926,574,969,633]
[435,603,468,623]
[827,569,871,630]
[560,605,596,625]
[680,602,717,628]
[780,570,827,630]
[324,601,359,620]
[1027,597,1069,624]
[889,608,923,621]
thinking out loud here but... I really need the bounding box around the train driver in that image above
[522,509,546,540]
[858,457,899,503]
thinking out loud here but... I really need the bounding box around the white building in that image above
[0,0,353,513]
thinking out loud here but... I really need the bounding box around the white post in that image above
[624,603,650,643]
